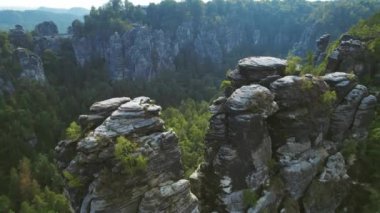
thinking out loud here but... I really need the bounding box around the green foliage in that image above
[341,139,358,160]
[285,55,302,75]
[114,136,148,174]
[220,80,231,90]
[0,195,12,212]
[1,156,70,212]
[320,90,337,105]
[32,154,64,192]
[301,78,313,91]
[286,53,325,76]
[243,189,258,208]
[65,121,81,140]
[62,171,83,188]
[18,187,71,213]
[162,99,210,176]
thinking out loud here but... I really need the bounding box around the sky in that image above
[0,0,161,10]
[0,0,327,10]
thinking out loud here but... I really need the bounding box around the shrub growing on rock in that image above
[114,136,148,175]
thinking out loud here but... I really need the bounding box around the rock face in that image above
[55,97,199,213]
[190,56,376,212]
[326,35,370,78]
[69,19,300,80]
[33,21,64,55]
[14,47,46,82]
[314,34,330,65]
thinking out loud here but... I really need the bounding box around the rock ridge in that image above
[190,55,376,212]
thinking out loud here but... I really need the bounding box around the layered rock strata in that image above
[55,97,199,212]
[191,56,376,212]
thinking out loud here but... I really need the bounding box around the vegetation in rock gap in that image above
[242,189,259,209]
[320,90,337,105]
[162,99,210,176]
[65,121,82,140]
[114,136,148,175]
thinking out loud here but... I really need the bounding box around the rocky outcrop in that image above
[326,35,369,78]
[70,20,298,80]
[32,21,63,55]
[9,25,30,48]
[55,97,199,212]
[34,21,59,36]
[14,47,46,82]
[314,34,330,65]
[190,56,376,212]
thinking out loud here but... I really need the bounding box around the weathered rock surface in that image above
[314,34,330,65]
[56,52,376,212]
[55,97,199,213]
[326,35,370,79]
[191,56,376,213]
[14,47,46,82]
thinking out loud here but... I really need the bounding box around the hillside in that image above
[0,9,87,33]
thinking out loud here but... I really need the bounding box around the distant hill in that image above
[0,8,88,33]
[36,7,89,16]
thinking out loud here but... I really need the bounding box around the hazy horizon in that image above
[0,0,160,10]
[0,0,329,10]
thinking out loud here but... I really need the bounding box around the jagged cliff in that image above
[55,33,378,212]
[70,22,330,80]
[69,0,380,81]
[55,97,199,212]
[189,55,376,212]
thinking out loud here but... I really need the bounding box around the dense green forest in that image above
[0,0,380,212]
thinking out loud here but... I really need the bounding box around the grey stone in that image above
[226,84,278,117]
[14,48,46,82]
[329,84,368,142]
[90,97,131,113]
[55,97,198,212]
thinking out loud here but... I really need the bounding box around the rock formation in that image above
[55,97,199,212]
[314,34,330,65]
[70,20,311,80]
[190,56,376,212]
[34,21,59,36]
[9,25,30,48]
[14,47,46,82]
[326,34,369,78]
[33,21,64,55]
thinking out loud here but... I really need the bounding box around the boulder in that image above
[226,84,278,116]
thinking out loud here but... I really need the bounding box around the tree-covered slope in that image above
[0,9,85,33]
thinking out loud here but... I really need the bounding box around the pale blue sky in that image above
[0,0,327,10]
[0,0,162,10]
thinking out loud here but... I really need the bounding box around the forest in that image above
[0,0,380,212]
